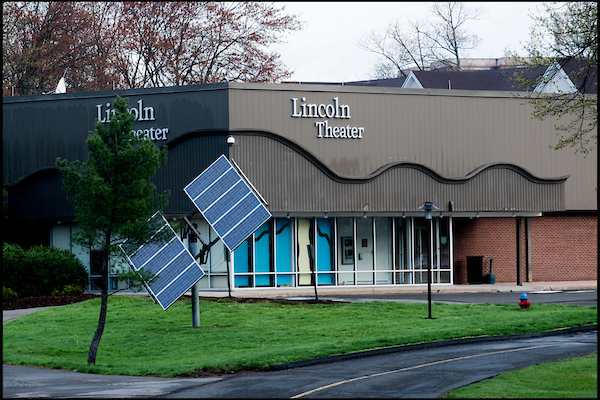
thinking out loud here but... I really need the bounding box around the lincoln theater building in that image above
[3,83,597,293]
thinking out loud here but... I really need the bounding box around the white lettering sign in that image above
[291,97,363,139]
[95,99,168,141]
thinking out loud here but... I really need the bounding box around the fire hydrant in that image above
[519,292,531,310]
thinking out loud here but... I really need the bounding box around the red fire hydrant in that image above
[519,292,531,310]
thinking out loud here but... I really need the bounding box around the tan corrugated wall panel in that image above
[228,84,595,210]
[230,134,565,213]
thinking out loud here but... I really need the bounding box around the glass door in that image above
[297,218,313,286]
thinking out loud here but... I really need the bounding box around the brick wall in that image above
[530,214,597,281]
[453,214,597,284]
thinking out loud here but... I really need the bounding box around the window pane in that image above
[395,218,411,272]
[439,271,451,283]
[337,217,354,285]
[275,218,293,273]
[437,218,451,269]
[254,221,272,274]
[396,271,413,284]
[90,250,104,276]
[316,218,334,273]
[356,217,373,284]
[376,271,393,284]
[297,218,313,286]
[375,217,393,273]
[317,272,335,286]
[255,274,274,287]
[233,236,252,286]
[414,270,428,284]
[277,274,295,287]
[414,218,430,271]
[234,275,253,288]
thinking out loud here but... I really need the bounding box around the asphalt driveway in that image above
[3,327,597,398]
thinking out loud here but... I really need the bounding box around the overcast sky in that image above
[271,2,542,82]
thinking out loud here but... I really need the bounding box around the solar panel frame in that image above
[120,212,205,310]
[184,154,272,251]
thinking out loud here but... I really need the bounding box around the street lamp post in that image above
[418,201,439,319]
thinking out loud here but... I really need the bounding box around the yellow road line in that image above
[291,344,561,398]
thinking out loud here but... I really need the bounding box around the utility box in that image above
[467,256,483,284]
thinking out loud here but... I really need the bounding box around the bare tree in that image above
[426,2,485,70]
[359,19,432,78]
[359,2,486,78]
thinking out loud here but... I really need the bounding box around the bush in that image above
[2,243,88,297]
[2,242,25,291]
[51,284,84,296]
[3,286,19,302]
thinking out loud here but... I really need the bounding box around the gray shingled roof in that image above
[343,60,596,94]
[410,67,548,91]
[344,77,407,87]
[559,58,597,94]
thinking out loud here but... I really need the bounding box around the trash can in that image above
[487,258,495,284]
[466,256,483,284]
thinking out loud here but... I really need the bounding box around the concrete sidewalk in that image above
[191,280,597,299]
[3,281,596,322]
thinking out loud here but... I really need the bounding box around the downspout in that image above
[516,217,523,286]
[526,217,532,282]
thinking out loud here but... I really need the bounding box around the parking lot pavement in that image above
[3,306,54,323]
[320,289,598,307]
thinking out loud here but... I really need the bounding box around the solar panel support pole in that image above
[184,214,201,328]
[226,249,232,298]
[184,215,219,265]
[192,282,200,328]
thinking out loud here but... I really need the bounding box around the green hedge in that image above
[2,242,88,298]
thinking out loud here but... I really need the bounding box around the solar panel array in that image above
[184,154,272,251]
[120,212,205,310]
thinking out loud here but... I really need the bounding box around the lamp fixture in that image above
[418,201,439,220]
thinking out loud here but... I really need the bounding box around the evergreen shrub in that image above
[3,286,19,301]
[2,242,88,297]
[51,284,84,296]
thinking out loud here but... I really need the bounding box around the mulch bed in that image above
[187,295,344,306]
[3,294,343,311]
[2,294,101,310]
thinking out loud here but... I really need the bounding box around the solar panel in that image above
[120,212,205,310]
[184,155,272,251]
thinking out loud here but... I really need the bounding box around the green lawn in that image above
[444,353,597,398]
[2,296,596,377]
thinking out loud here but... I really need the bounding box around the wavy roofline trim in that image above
[168,129,570,185]
[5,129,569,190]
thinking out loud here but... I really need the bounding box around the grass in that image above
[2,296,597,377]
[444,353,598,398]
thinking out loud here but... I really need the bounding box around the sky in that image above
[271,2,542,82]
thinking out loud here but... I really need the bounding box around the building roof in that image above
[343,77,407,87]
[408,67,548,91]
[344,60,596,94]
[556,58,597,94]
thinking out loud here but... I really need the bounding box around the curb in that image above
[269,324,598,371]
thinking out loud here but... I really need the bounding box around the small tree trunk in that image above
[87,250,109,365]
[87,289,108,364]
